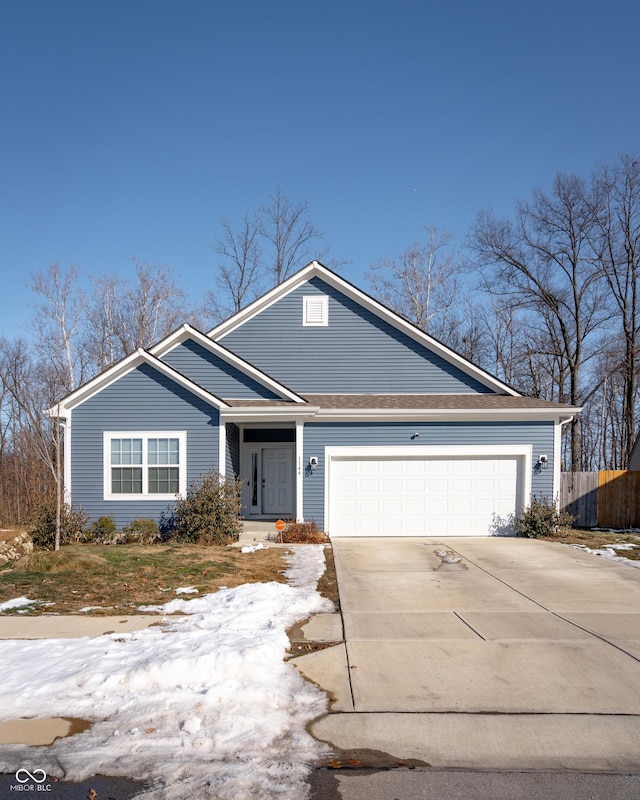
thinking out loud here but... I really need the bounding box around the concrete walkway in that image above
[292,537,640,770]
[0,615,158,639]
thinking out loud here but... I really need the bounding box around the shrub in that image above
[514,497,575,539]
[122,518,161,544]
[28,501,90,550]
[271,519,327,544]
[87,515,123,544]
[163,471,243,545]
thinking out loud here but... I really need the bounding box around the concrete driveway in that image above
[293,537,640,770]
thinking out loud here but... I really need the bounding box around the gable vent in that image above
[303,295,328,326]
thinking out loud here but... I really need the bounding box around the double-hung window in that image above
[104,432,186,500]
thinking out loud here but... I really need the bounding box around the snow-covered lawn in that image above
[0,545,334,799]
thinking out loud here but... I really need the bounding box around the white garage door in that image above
[328,454,521,537]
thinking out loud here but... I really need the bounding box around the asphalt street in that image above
[0,773,144,799]
[4,769,640,800]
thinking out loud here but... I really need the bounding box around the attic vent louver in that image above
[303,295,328,327]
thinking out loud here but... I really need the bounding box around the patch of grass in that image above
[540,527,640,560]
[0,543,290,614]
[317,546,340,609]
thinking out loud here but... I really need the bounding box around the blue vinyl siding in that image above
[302,421,556,530]
[160,339,282,399]
[70,363,220,528]
[219,277,492,394]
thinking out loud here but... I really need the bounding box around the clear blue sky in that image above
[1,0,639,339]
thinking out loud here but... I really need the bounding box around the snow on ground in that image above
[0,545,334,799]
[571,542,640,568]
[0,596,37,612]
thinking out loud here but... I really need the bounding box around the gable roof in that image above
[49,348,229,416]
[149,324,306,403]
[208,261,519,397]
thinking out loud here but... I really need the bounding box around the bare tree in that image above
[84,273,122,373]
[115,260,189,353]
[469,173,611,470]
[207,188,335,322]
[85,261,190,370]
[366,227,463,337]
[590,156,640,467]
[28,263,87,393]
[26,263,88,545]
[204,214,264,322]
[260,186,328,285]
[0,338,64,544]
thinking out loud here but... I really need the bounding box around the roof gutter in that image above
[314,407,583,422]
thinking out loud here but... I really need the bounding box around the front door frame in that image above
[240,425,301,519]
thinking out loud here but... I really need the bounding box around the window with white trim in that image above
[104,432,187,500]
[303,295,328,326]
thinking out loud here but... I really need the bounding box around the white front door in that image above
[262,446,294,516]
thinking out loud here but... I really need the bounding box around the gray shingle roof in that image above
[222,394,576,411]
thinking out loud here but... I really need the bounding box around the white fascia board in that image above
[208,262,320,339]
[220,406,319,423]
[148,323,192,356]
[326,444,532,458]
[313,407,582,423]
[150,324,305,403]
[208,262,518,396]
[131,352,230,410]
[50,348,145,414]
[55,349,229,414]
[313,269,518,395]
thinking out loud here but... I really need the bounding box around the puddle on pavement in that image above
[0,717,92,746]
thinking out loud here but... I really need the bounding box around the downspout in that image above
[295,420,304,522]
[62,414,72,505]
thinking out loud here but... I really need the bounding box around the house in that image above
[628,433,640,471]
[52,262,580,537]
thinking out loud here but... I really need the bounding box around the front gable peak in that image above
[150,324,305,403]
[209,262,518,396]
[50,348,228,416]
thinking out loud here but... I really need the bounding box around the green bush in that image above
[163,471,243,545]
[87,515,122,544]
[28,501,90,550]
[122,518,161,544]
[514,497,575,539]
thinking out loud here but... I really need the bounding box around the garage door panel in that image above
[330,454,521,537]
[381,478,403,493]
[381,498,403,514]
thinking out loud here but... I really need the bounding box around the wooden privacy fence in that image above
[560,471,640,529]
